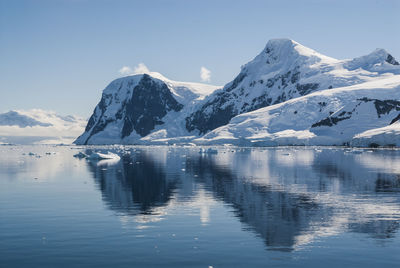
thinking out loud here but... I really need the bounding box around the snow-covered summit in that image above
[248,38,338,70]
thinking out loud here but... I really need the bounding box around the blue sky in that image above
[1,0,399,117]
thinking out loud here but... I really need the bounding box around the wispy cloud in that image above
[118,63,150,76]
[200,66,211,82]
[133,63,150,74]
[119,66,133,75]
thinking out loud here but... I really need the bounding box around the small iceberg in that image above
[87,152,121,161]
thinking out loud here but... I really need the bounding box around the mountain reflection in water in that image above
[85,147,400,252]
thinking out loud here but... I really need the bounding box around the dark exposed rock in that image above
[186,103,235,135]
[115,106,124,120]
[311,114,351,128]
[318,102,327,111]
[266,78,275,88]
[273,93,287,104]
[290,70,300,84]
[85,114,97,132]
[390,113,400,125]
[252,97,272,110]
[296,83,319,96]
[358,97,400,117]
[90,118,114,138]
[266,69,299,90]
[226,72,247,92]
[121,74,183,137]
[386,54,399,65]
[85,96,107,132]
[281,71,291,88]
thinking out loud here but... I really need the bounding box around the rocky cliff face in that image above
[120,74,183,138]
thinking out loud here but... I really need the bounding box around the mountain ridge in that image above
[74,38,400,147]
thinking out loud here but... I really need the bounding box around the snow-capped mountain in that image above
[186,39,400,134]
[74,72,220,145]
[0,109,86,144]
[76,38,400,147]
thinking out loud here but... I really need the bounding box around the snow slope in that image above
[351,122,400,147]
[0,109,86,144]
[195,76,400,146]
[74,73,220,145]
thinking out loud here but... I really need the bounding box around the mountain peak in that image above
[345,48,400,72]
[243,38,337,71]
[264,38,296,50]
[263,38,298,60]
[263,38,334,60]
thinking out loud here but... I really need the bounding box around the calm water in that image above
[1,146,400,268]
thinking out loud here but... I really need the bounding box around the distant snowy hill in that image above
[76,39,400,147]
[0,109,86,144]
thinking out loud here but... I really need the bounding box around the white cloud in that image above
[119,66,133,75]
[119,63,150,76]
[133,63,150,74]
[200,66,211,82]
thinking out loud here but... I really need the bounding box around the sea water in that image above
[1,145,400,267]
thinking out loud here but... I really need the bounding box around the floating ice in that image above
[87,152,121,161]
